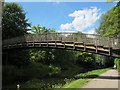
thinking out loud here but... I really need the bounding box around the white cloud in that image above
[84,29,96,38]
[60,23,72,30]
[55,1,60,4]
[57,30,75,33]
[87,29,96,34]
[60,7,101,32]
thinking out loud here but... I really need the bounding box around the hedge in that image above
[114,58,120,70]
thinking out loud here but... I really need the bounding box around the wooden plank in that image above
[32,43,41,44]
[40,43,47,44]
[96,46,98,53]
[97,48,109,52]
[75,45,84,47]
[86,46,96,49]
[65,44,74,46]
[56,43,64,45]
[48,43,56,45]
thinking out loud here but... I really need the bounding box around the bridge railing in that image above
[2,32,120,49]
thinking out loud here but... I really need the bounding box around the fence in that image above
[2,32,120,49]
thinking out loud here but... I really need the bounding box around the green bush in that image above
[114,58,120,70]
[3,63,61,85]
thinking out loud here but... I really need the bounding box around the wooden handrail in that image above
[2,32,120,49]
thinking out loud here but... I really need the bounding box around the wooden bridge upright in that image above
[2,32,120,58]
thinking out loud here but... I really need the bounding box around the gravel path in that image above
[82,69,120,88]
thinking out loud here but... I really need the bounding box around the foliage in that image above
[29,48,56,64]
[76,52,96,68]
[2,63,61,85]
[2,2,116,89]
[5,50,30,67]
[114,58,120,70]
[96,1,120,37]
[2,2,31,40]
[95,54,114,68]
[31,24,55,34]
[106,0,119,3]
[95,1,119,69]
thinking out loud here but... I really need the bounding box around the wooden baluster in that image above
[96,37,98,53]
[55,33,57,47]
[46,33,48,47]
[33,35,34,47]
[84,43,86,51]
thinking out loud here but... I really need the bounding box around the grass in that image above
[75,67,111,79]
[60,68,111,88]
[62,79,89,88]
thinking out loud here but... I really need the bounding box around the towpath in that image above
[82,69,120,88]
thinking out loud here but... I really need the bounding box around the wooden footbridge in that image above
[2,32,120,58]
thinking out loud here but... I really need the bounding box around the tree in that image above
[2,2,31,40]
[106,0,118,3]
[31,24,41,34]
[96,1,120,37]
[31,24,55,34]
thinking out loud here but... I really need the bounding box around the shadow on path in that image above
[96,76,120,80]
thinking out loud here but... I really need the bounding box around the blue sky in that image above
[10,2,118,33]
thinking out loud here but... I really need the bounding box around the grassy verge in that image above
[3,67,111,89]
[59,68,111,88]
[62,79,89,88]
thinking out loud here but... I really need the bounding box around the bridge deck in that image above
[3,41,114,56]
[2,33,120,58]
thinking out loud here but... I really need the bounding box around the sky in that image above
[5,1,118,34]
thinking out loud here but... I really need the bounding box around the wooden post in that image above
[73,42,75,50]
[96,45,98,53]
[96,38,98,53]
[64,41,65,48]
[33,41,34,47]
[109,47,112,56]
[73,33,74,42]
[56,33,57,41]
[55,41,56,47]
[26,41,28,47]
[84,43,86,51]
[40,34,41,47]
[33,35,34,47]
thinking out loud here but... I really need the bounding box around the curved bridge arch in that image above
[2,32,120,58]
